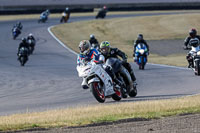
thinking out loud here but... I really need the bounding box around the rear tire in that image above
[111,88,121,101]
[90,82,105,103]
[129,85,137,97]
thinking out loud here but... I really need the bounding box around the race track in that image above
[0,12,200,116]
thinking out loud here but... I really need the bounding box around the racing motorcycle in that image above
[106,58,137,98]
[38,14,48,23]
[134,43,148,70]
[77,60,122,103]
[184,38,200,76]
[96,9,107,19]
[18,47,29,66]
[27,39,35,54]
[12,27,21,40]
[60,12,70,23]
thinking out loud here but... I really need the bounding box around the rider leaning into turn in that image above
[184,28,200,68]
[99,41,137,84]
[77,40,123,89]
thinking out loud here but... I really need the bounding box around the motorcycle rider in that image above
[61,7,70,23]
[184,28,200,68]
[133,34,149,62]
[89,34,99,49]
[99,41,137,84]
[15,21,23,30]
[27,33,35,42]
[17,38,30,60]
[77,40,123,89]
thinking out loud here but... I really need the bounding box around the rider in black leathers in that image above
[89,34,99,49]
[100,41,137,83]
[133,34,149,57]
[184,28,200,68]
[27,33,35,42]
[17,38,30,59]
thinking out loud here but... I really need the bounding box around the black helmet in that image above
[137,34,143,40]
[189,28,197,38]
[21,38,26,43]
[90,34,95,39]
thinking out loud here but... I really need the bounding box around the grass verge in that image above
[51,12,200,67]
[0,94,200,131]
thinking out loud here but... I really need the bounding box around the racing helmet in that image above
[28,33,33,37]
[137,34,143,40]
[100,41,110,55]
[79,40,91,55]
[90,34,95,39]
[21,37,27,43]
[189,28,197,38]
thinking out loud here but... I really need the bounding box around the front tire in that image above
[90,82,105,103]
[195,59,200,76]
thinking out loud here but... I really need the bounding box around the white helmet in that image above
[28,33,33,37]
[79,40,91,55]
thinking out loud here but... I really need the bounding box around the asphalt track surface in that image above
[0,12,200,116]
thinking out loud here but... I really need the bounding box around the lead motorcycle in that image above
[134,43,148,70]
[106,58,137,98]
[18,47,29,66]
[38,14,48,23]
[77,60,122,103]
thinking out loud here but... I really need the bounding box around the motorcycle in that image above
[18,47,29,66]
[96,9,107,19]
[184,43,200,76]
[106,58,137,98]
[60,12,70,23]
[27,39,35,54]
[38,14,48,23]
[12,27,21,40]
[134,43,148,70]
[77,60,122,103]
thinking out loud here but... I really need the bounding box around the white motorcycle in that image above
[77,60,122,103]
[190,46,200,76]
[185,37,200,76]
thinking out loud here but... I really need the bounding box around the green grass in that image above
[1,94,200,131]
[51,12,200,67]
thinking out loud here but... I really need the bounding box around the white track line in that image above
[48,26,78,56]
[48,26,190,71]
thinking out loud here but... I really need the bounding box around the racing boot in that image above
[81,78,89,89]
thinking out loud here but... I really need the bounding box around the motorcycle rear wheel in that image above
[90,82,105,103]
[111,88,121,101]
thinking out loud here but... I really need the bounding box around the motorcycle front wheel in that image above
[195,59,200,76]
[90,82,105,103]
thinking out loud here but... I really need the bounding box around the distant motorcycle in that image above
[106,57,137,98]
[134,43,148,70]
[91,43,100,50]
[27,39,35,54]
[184,38,200,76]
[12,27,21,40]
[96,9,107,19]
[77,60,122,103]
[60,12,70,23]
[38,15,48,23]
[18,47,29,66]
